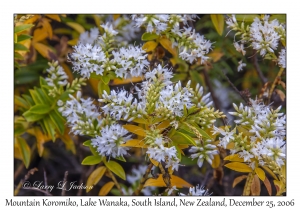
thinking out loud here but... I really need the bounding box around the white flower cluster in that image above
[132,14,197,34]
[249,15,281,57]
[58,91,101,136]
[179,184,211,196]
[214,98,286,170]
[147,140,180,171]
[189,139,218,168]
[69,23,149,79]
[99,89,147,121]
[226,15,286,69]
[176,27,212,64]
[45,61,69,97]
[132,14,212,64]
[91,124,131,158]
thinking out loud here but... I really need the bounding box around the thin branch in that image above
[132,163,153,196]
[268,67,285,104]
[107,169,124,196]
[61,171,68,196]
[158,163,171,188]
[14,168,38,195]
[252,53,267,84]
[203,67,226,126]
[221,70,249,104]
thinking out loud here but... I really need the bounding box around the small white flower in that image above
[237,60,246,72]
[278,48,286,68]
[91,124,131,158]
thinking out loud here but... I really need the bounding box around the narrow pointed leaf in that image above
[86,166,106,193]
[211,14,224,36]
[82,155,102,165]
[232,175,248,188]
[123,124,146,137]
[99,181,115,196]
[255,167,266,181]
[104,160,126,180]
[250,174,261,196]
[225,162,253,173]
[144,174,192,188]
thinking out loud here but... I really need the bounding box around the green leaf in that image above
[82,155,103,165]
[14,52,24,60]
[15,137,31,168]
[29,104,52,114]
[98,81,110,98]
[49,110,65,134]
[14,95,30,109]
[17,34,32,42]
[23,111,46,122]
[141,32,159,41]
[22,94,34,107]
[14,43,29,51]
[211,14,224,36]
[14,24,34,34]
[172,131,197,146]
[43,117,56,141]
[83,140,92,147]
[35,87,51,105]
[15,69,39,85]
[89,145,99,156]
[100,75,110,85]
[29,89,42,104]
[104,160,126,180]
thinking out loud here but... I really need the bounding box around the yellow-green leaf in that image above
[172,131,197,146]
[141,32,159,41]
[33,127,46,156]
[14,24,34,34]
[120,139,147,148]
[123,124,146,137]
[144,174,192,188]
[99,181,114,196]
[262,166,278,181]
[159,37,177,56]
[157,120,170,131]
[86,166,106,193]
[104,160,126,180]
[15,137,31,168]
[232,175,248,188]
[66,22,85,34]
[255,167,266,181]
[224,162,253,173]
[210,14,224,36]
[82,156,102,165]
[224,154,244,162]
[142,41,158,52]
[33,42,54,59]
